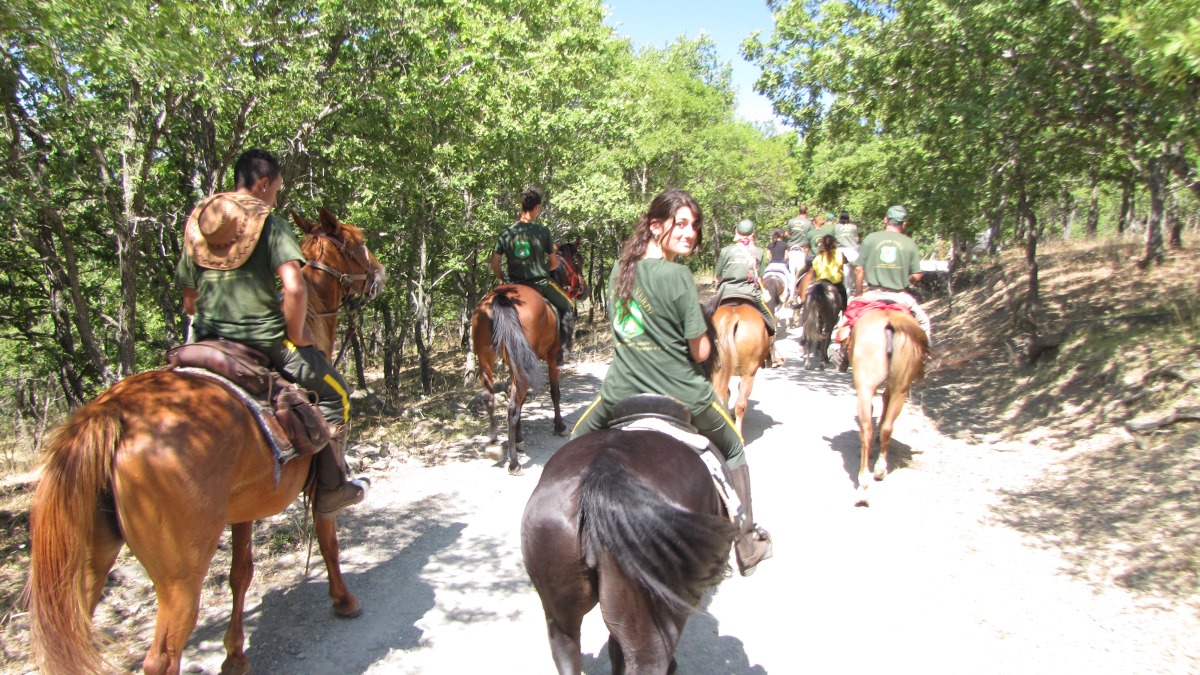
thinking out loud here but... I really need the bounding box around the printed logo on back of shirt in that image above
[613,300,646,340]
[880,244,898,264]
[513,238,531,259]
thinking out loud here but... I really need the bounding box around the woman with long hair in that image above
[572,188,772,576]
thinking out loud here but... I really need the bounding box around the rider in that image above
[844,204,932,344]
[764,228,791,305]
[810,233,849,311]
[834,210,860,300]
[489,187,576,365]
[715,219,775,338]
[786,205,813,306]
[571,189,773,576]
[796,213,837,304]
[176,148,368,516]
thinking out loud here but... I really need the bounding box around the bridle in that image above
[305,231,384,315]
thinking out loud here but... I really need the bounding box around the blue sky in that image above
[602,0,782,126]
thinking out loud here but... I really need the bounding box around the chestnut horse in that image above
[710,299,771,435]
[761,271,789,330]
[522,427,736,674]
[848,310,927,506]
[471,283,565,475]
[27,208,384,674]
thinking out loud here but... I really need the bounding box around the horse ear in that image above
[318,207,340,234]
[291,209,317,235]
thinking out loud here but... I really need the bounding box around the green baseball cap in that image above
[887,205,908,222]
[736,219,755,235]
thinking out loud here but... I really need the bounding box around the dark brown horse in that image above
[522,428,736,674]
[800,280,843,370]
[26,208,384,675]
[710,299,770,435]
[848,309,927,506]
[551,240,588,302]
[471,283,565,475]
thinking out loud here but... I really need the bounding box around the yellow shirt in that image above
[812,251,845,284]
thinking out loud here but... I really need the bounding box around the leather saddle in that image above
[164,339,330,459]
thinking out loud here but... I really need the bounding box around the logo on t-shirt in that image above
[613,300,646,340]
[880,244,898,264]
[513,238,531,259]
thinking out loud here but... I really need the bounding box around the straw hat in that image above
[184,193,272,270]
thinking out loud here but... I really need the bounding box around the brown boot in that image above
[729,464,772,576]
[314,424,369,517]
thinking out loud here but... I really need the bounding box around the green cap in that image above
[736,219,755,235]
[887,205,908,222]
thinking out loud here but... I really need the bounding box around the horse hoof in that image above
[333,596,363,618]
[873,469,886,482]
[855,497,870,507]
[220,656,250,675]
[508,464,524,476]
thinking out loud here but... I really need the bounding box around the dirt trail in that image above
[143,317,1198,675]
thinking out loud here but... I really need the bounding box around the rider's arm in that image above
[489,252,505,282]
[854,266,865,296]
[182,288,197,316]
[688,333,711,363]
[278,260,313,347]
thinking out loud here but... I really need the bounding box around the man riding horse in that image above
[835,204,933,367]
[489,187,576,365]
[176,148,368,516]
[714,219,779,366]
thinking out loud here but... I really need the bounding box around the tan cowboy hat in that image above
[184,193,273,270]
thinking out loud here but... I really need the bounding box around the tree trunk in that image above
[1085,172,1099,236]
[1167,185,1183,249]
[350,322,367,390]
[1117,179,1132,235]
[381,302,401,401]
[1139,158,1166,268]
[415,317,433,395]
[987,189,1008,255]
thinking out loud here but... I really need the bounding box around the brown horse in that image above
[710,299,771,435]
[848,309,928,506]
[26,208,384,675]
[521,426,736,674]
[471,283,565,475]
[761,270,789,330]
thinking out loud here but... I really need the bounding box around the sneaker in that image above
[315,478,370,516]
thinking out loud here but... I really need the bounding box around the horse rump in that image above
[578,451,735,617]
[489,288,546,391]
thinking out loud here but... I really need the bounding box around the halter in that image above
[305,231,384,314]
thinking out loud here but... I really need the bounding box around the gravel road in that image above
[159,319,1199,674]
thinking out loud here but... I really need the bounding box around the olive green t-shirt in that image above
[858,229,921,291]
[175,213,304,348]
[494,220,552,282]
[715,242,760,296]
[807,226,836,251]
[787,216,812,247]
[600,258,716,415]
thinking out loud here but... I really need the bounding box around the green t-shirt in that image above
[787,216,812,248]
[494,220,552,282]
[601,258,716,415]
[858,229,921,291]
[807,226,835,251]
[175,213,303,348]
[835,222,859,252]
[715,242,760,297]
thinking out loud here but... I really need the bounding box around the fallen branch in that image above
[1125,406,1200,432]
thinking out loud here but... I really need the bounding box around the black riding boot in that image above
[729,464,773,576]
[557,310,576,365]
[314,424,370,517]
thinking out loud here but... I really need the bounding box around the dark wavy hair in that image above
[520,187,543,213]
[234,148,281,190]
[613,189,703,314]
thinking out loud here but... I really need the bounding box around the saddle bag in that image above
[273,384,329,456]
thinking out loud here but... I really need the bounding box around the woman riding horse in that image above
[572,188,772,576]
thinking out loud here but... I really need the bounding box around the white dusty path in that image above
[168,320,1199,675]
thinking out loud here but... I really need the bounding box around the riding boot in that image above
[314,424,370,517]
[558,310,576,365]
[728,464,772,576]
[797,270,814,310]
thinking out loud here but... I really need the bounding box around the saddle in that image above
[164,339,330,461]
[605,394,741,522]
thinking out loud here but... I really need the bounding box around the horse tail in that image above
[886,314,928,389]
[491,291,546,391]
[716,310,740,375]
[27,401,123,674]
[579,452,735,618]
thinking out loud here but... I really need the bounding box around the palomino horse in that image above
[800,280,843,370]
[27,208,384,675]
[471,283,565,475]
[710,298,771,435]
[848,309,928,506]
[522,424,737,674]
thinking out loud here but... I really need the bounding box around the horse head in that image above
[292,208,387,310]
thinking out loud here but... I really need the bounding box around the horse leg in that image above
[875,387,908,482]
[855,385,876,506]
[712,362,732,411]
[220,522,253,675]
[735,372,755,436]
[599,567,683,675]
[549,359,566,436]
[507,381,527,475]
[314,512,362,617]
[85,506,124,615]
[481,355,498,443]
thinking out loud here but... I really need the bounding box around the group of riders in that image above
[179,147,932,581]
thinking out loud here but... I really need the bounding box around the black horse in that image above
[521,425,737,674]
[801,279,844,370]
